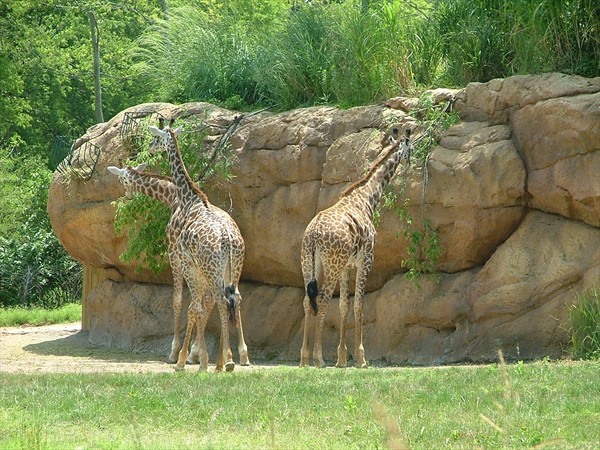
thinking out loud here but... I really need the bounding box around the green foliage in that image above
[410,93,460,164]
[569,287,600,360]
[0,1,159,161]
[0,229,82,308]
[376,93,456,284]
[0,150,81,308]
[259,4,334,108]
[114,195,172,275]
[134,5,272,109]
[401,217,442,283]
[434,0,600,83]
[0,151,49,237]
[134,0,599,110]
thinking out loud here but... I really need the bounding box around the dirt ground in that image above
[0,323,284,374]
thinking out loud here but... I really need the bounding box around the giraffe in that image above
[146,121,242,372]
[300,127,413,368]
[106,163,250,369]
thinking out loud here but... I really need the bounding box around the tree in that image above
[89,10,104,123]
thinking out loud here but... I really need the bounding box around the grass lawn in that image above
[0,303,81,327]
[0,359,598,449]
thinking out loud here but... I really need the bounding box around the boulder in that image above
[47,73,600,363]
[87,212,597,365]
[512,92,600,226]
[455,72,600,123]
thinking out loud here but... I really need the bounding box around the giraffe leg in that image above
[300,294,313,367]
[189,293,213,365]
[354,260,372,369]
[175,301,201,371]
[336,268,351,368]
[313,284,334,368]
[215,289,235,372]
[187,325,200,365]
[169,252,183,363]
[235,290,250,366]
[300,304,310,367]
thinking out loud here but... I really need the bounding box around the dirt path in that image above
[0,323,281,374]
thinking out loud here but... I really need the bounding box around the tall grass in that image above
[569,287,600,360]
[134,0,599,110]
[133,7,267,109]
[259,5,334,109]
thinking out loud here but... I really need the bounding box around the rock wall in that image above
[48,73,600,364]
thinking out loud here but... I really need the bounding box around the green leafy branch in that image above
[376,93,458,285]
[113,115,233,274]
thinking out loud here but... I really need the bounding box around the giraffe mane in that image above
[167,128,209,205]
[340,138,402,197]
[131,168,172,182]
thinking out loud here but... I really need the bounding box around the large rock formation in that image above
[48,73,600,364]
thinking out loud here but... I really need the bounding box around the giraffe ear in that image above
[172,126,183,136]
[107,166,125,176]
[134,163,148,172]
[149,126,168,138]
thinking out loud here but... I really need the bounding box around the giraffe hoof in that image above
[186,355,199,365]
[168,351,180,364]
[174,364,186,372]
[225,361,235,372]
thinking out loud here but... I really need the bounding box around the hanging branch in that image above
[196,106,271,181]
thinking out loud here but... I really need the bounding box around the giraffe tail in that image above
[306,280,318,316]
[225,284,237,325]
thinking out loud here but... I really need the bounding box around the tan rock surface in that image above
[513,92,600,226]
[47,74,600,364]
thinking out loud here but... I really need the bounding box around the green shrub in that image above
[0,150,81,308]
[0,230,82,308]
[134,0,599,110]
[569,287,600,360]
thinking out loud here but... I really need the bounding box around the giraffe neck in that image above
[165,129,209,209]
[128,169,178,210]
[341,139,404,219]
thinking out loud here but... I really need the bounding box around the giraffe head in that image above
[148,118,182,155]
[107,163,148,199]
[388,127,413,163]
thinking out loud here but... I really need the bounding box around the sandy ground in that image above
[0,323,284,374]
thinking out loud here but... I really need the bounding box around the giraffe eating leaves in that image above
[142,120,246,372]
[300,127,413,368]
[107,162,250,369]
